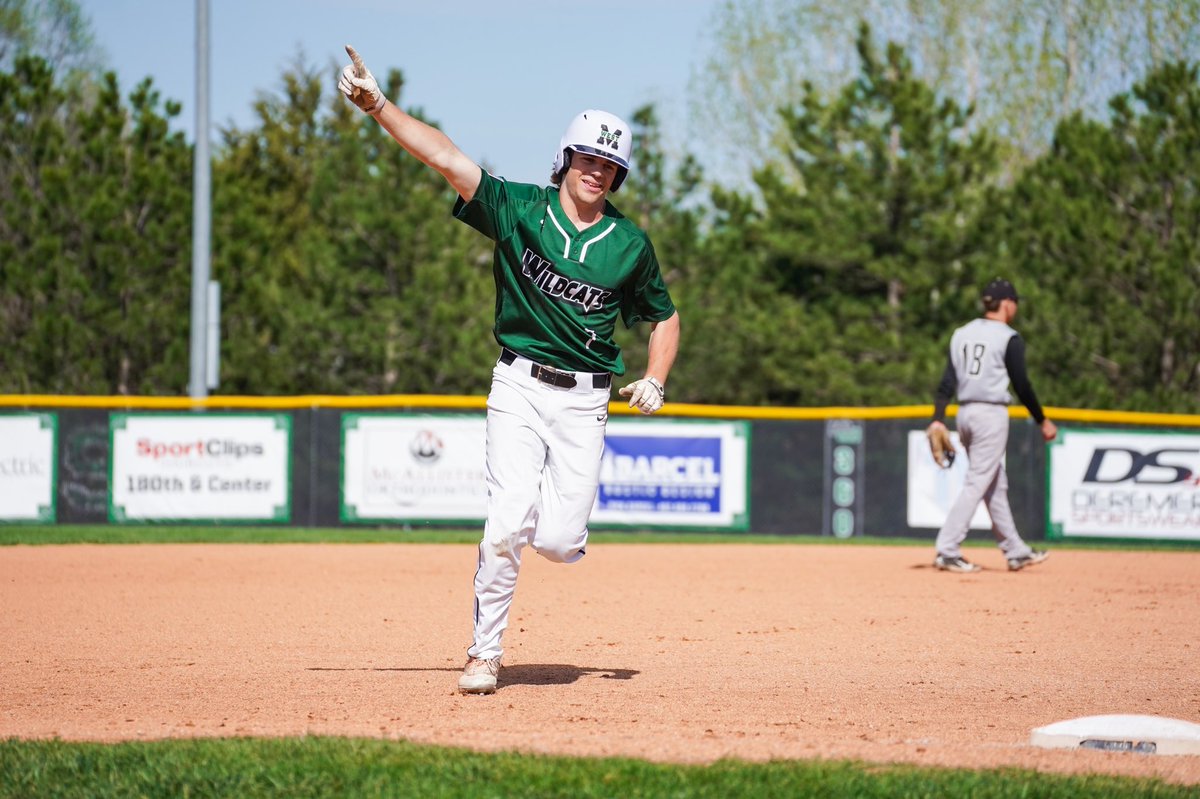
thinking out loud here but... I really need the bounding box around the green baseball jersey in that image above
[453,169,675,376]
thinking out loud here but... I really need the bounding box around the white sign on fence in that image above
[341,414,488,522]
[906,430,993,530]
[0,414,57,523]
[1048,429,1200,540]
[109,414,291,522]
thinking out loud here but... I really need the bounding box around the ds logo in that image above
[1083,448,1198,485]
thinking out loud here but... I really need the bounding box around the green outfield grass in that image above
[0,737,1192,799]
[2,525,1198,549]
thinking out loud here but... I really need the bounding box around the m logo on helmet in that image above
[597,124,622,151]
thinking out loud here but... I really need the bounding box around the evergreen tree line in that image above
[1,26,1197,412]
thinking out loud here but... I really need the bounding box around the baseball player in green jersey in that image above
[339,47,681,694]
[927,278,1057,573]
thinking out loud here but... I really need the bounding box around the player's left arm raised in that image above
[619,310,680,415]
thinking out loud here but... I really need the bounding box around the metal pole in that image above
[188,0,211,399]
[206,280,221,389]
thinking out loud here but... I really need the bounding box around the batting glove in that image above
[339,44,386,115]
[619,377,665,415]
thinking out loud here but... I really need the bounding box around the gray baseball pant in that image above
[935,403,1035,560]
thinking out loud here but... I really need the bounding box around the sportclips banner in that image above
[593,420,749,529]
[1048,429,1200,540]
[0,413,57,523]
[109,414,291,522]
[341,415,750,529]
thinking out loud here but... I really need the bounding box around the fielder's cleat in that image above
[934,554,982,573]
[1007,550,1050,571]
[458,656,501,695]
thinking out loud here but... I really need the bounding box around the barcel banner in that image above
[591,419,749,529]
[109,414,291,522]
[1048,428,1200,540]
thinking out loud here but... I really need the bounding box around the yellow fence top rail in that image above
[2,395,1199,426]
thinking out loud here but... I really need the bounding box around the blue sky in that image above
[77,0,722,185]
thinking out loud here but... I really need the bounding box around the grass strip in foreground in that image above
[0,737,1192,799]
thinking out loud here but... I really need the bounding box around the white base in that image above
[1031,715,1200,755]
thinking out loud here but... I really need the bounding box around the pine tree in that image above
[996,61,1200,411]
[0,56,190,393]
[746,24,1000,405]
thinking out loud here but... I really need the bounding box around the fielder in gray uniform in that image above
[927,278,1058,573]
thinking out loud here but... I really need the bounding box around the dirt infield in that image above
[1,542,1197,785]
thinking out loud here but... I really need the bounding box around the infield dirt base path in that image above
[2,542,1198,786]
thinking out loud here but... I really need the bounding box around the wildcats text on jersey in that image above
[521,248,614,313]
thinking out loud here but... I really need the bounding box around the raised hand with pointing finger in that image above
[338,45,386,115]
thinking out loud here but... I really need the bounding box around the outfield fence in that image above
[1,395,1197,541]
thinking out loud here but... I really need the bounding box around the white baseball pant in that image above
[467,352,610,661]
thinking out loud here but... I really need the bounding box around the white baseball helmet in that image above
[551,109,633,191]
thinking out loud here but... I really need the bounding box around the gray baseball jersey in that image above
[935,317,1039,562]
[948,318,1018,405]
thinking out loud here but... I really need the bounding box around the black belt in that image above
[500,348,611,389]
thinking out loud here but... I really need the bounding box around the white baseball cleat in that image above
[1007,550,1050,571]
[458,656,501,695]
[934,554,982,573]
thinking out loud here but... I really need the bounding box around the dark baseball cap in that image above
[982,278,1019,303]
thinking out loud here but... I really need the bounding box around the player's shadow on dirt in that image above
[306,664,638,687]
[498,664,639,688]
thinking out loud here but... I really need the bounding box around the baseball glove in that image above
[926,423,956,468]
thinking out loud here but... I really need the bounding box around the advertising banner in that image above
[1048,429,1200,540]
[906,430,993,530]
[0,413,57,523]
[592,419,749,529]
[109,414,291,522]
[342,414,487,523]
[341,415,750,530]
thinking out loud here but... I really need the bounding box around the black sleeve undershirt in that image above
[1004,334,1046,424]
[932,356,956,423]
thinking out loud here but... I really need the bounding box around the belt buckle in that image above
[532,364,576,389]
